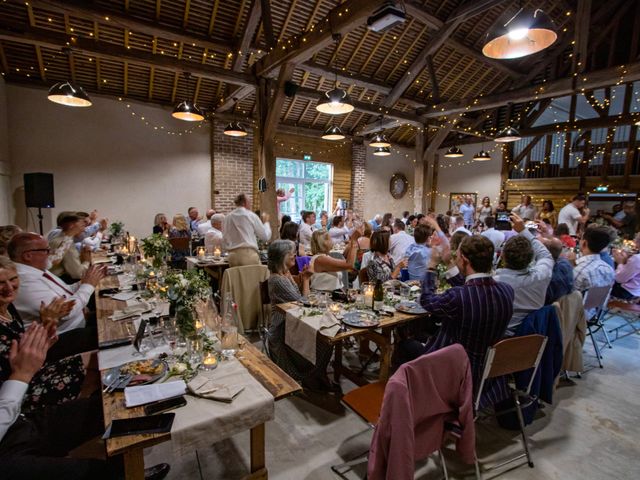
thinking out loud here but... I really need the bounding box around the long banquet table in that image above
[96,274,301,480]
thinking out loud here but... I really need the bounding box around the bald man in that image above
[8,233,105,333]
[541,236,574,305]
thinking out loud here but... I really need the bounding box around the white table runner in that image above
[284,306,340,364]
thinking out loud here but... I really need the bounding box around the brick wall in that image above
[211,120,255,213]
[351,142,366,217]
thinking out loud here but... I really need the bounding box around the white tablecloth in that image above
[284,306,341,364]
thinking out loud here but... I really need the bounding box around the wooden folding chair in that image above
[475,334,548,474]
[582,285,613,368]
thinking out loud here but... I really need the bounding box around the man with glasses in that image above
[8,233,105,334]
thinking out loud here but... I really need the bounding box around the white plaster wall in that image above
[432,142,502,213]
[363,145,416,219]
[6,85,210,238]
[0,79,11,225]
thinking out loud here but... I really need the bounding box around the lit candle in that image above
[213,247,221,259]
[121,246,129,255]
[197,247,205,259]
[128,236,136,252]
[364,287,374,309]
[328,303,341,314]
[149,271,155,277]
[195,320,204,331]
[202,352,217,370]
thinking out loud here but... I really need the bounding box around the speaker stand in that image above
[37,207,44,235]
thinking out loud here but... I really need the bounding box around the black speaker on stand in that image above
[24,173,55,235]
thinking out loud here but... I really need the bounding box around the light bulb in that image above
[508,28,529,40]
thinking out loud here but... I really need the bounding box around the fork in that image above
[103,373,125,393]
[106,374,133,393]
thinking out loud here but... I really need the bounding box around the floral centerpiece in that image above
[141,234,172,269]
[159,269,212,337]
[109,221,125,239]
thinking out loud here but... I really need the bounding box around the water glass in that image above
[400,285,411,300]
[384,285,395,303]
[188,336,204,364]
[347,288,358,303]
[318,292,329,309]
[307,293,319,308]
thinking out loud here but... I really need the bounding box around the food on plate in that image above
[120,360,164,376]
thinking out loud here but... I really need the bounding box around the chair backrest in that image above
[259,279,270,305]
[358,267,369,285]
[169,237,190,251]
[474,334,548,411]
[582,284,612,311]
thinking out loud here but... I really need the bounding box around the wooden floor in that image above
[143,314,640,479]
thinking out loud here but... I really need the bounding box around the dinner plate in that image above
[102,360,168,390]
[395,301,428,315]
[341,311,380,328]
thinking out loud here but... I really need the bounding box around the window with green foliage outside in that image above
[276,158,333,222]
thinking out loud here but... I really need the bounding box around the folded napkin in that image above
[110,301,151,321]
[285,308,341,364]
[187,374,244,403]
[111,291,138,302]
[125,380,187,407]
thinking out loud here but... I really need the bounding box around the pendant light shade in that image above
[482,8,557,59]
[444,146,464,158]
[315,87,354,115]
[223,122,248,137]
[473,150,492,161]
[370,132,391,148]
[495,126,521,143]
[172,100,205,121]
[373,147,391,156]
[322,125,345,140]
[47,81,92,107]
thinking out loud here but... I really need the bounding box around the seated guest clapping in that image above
[0,322,170,480]
[309,230,357,291]
[9,233,105,335]
[0,256,87,414]
[495,214,554,335]
[49,213,90,281]
[75,211,107,252]
[404,216,449,281]
[367,231,407,283]
[611,233,640,300]
[396,236,514,408]
[266,240,334,391]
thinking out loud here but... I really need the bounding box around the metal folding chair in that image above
[604,299,640,342]
[582,285,613,368]
[475,334,548,474]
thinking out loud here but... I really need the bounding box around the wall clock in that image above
[390,173,408,199]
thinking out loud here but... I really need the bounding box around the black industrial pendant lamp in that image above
[495,126,521,143]
[316,36,354,115]
[172,72,204,122]
[482,7,557,59]
[47,81,92,107]
[369,116,391,148]
[473,149,492,161]
[444,146,464,158]
[322,125,345,140]
[47,48,92,107]
[224,122,248,137]
[373,146,391,156]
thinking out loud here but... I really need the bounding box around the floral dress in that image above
[367,255,396,283]
[0,305,85,414]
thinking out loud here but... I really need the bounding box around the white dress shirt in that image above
[204,227,223,251]
[511,204,537,221]
[298,222,314,248]
[453,226,473,236]
[222,207,271,252]
[49,233,89,280]
[197,220,212,236]
[0,380,28,442]
[389,231,415,264]
[13,263,94,332]
[328,226,351,244]
[481,228,506,252]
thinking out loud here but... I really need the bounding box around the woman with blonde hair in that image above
[169,214,191,265]
[309,229,357,291]
[152,213,169,235]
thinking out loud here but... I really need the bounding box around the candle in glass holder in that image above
[213,247,221,259]
[197,247,205,259]
[328,302,341,315]
[128,236,136,253]
[121,246,129,256]
[195,320,204,331]
[363,283,374,309]
[202,352,218,370]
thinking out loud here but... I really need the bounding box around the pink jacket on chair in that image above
[367,343,476,480]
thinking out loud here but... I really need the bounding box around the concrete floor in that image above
[145,313,640,479]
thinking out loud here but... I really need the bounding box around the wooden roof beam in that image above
[420,61,640,119]
[254,0,387,76]
[0,25,255,87]
[232,0,261,72]
[27,0,232,54]
[260,0,277,50]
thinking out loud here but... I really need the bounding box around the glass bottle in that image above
[373,279,384,311]
[221,302,239,358]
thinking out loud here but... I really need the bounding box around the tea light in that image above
[197,247,206,259]
[328,303,341,314]
[149,271,155,277]
[202,352,218,370]
[195,320,204,331]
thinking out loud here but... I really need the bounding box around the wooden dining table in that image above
[275,302,429,385]
[96,275,301,480]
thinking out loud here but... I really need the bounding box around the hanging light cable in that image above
[322,125,345,140]
[315,35,354,115]
[172,72,205,122]
[223,98,248,137]
[473,141,492,161]
[444,146,464,158]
